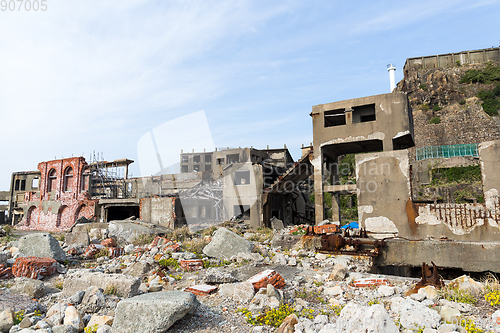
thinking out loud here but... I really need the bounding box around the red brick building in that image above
[19,157,97,231]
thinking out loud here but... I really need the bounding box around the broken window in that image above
[324,109,346,127]
[47,169,57,192]
[20,180,26,191]
[205,155,212,163]
[352,104,376,123]
[234,170,250,185]
[15,179,20,191]
[181,165,188,173]
[31,178,39,189]
[193,155,200,163]
[217,158,225,165]
[63,167,73,192]
[181,155,189,163]
[227,154,239,164]
[234,205,250,220]
[193,165,200,172]
[204,164,212,171]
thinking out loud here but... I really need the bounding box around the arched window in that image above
[63,167,73,192]
[47,169,57,192]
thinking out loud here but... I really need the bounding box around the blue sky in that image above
[0,0,499,190]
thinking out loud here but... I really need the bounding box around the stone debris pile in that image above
[0,224,498,332]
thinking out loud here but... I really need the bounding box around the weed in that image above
[294,288,328,304]
[182,237,210,254]
[14,310,25,325]
[158,258,180,269]
[459,99,466,105]
[460,318,486,333]
[432,105,441,112]
[165,226,191,242]
[132,233,155,246]
[429,116,441,124]
[104,285,117,295]
[419,83,428,91]
[460,63,500,84]
[236,304,295,328]
[94,248,109,259]
[367,299,380,306]
[439,285,477,305]
[55,280,63,290]
[2,225,12,235]
[84,324,99,333]
[331,304,344,316]
[313,281,324,287]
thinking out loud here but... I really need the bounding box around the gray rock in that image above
[202,268,238,284]
[122,262,151,277]
[218,283,237,298]
[10,278,46,299]
[46,303,68,326]
[51,325,78,333]
[391,297,441,330]
[171,252,197,260]
[202,228,253,260]
[18,233,66,263]
[112,291,199,333]
[81,286,106,313]
[96,325,112,333]
[63,270,140,298]
[272,253,287,265]
[68,291,85,305]
[270,217,284,230]
[338,303,399,332]
[65,231,90,247]
[232,281,255,304]
[0,251,11,266]
[0,309,15,332]
[108,220,171,245]
[328,263,347,281]
[237,252,264,263]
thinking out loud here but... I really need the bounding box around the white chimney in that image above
[387,64,396,92]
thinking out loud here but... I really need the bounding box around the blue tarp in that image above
[340,222,359,229]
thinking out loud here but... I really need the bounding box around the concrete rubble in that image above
[0,224,498,333]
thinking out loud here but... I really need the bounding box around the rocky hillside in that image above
[397,64,500,148]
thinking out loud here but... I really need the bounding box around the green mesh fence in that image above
[415,144,479,161]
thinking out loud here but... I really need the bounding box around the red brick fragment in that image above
[184,284,217,296]
[67,248,79,256]
[149,236,171,249]
[101,238,116,248]
[0,264,12,279]
[313,224,339,234]
[247,269,285,291]
[179,259,203,271]
[352,278,390,287]
[166,243,180,252]
[12,257,57,280]
[108,247,124,258]
[84,244,104,259]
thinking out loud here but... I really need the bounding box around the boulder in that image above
[0,309,15,332]
[270,217,284,230]
[448,275,483,296]
[218,283,237,298]
[108,220,171,245]
[63,306,84,332]
[63,270,140,298]
[68,291,86,305]
[391,297,441,330]
[202,228,253,260]
[122,262,151,277]
[18,233,66,263]
[328,263,347,281]
[202,268,238,284]
[112,291,199,333]
[232,281,255,304]
[237,252,264,263]
[337,303,399,333]
[65,232,90,247]
[10,277,46,299]
[80,286,106,314]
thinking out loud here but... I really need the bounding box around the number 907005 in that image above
[1,0,47,11]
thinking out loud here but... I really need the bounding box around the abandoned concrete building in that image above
[7,146,312,231]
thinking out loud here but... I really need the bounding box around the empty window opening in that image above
[205,155,212,163]
[63,167,74,192]
[204,164,212,171]
[181,156,189,163]
[217,158,225,165]
[15,179,20,191]
[272,210,280,219]
[181,165,188,173]
[227,154,239,164]
[47,169,57,192]
[193,155,200,163]
[31,178,39,189]
[234,205,250,220]
[234,170,250,185]
[106,206,139,222]
[324,109,346,127]
[352,104,376,123]
[193,165,200,172]
[20,180,26,191]
[81,174,89,192]
[199,206,206,218]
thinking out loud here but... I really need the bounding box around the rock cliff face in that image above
[397,64,500,147]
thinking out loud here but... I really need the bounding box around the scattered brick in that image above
[101,238,116,248]
[166,243,180,252]
[149,236,171,249]
[180,259,204,271]
[184,284,218,296]
[0,264,12,279]
[154,253,164,261]
[108,247,124,258]
[12,257,57,280]
[247,269,286,291]
[84,244,104,259]
[352,278,390,287]
[313,224,339,234]
[67,248,79,256]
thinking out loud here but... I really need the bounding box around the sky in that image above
[0,0,499,190]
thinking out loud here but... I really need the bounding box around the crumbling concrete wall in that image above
[358,140,500,242]
[140,197,176,229]
[19,157,97,231]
